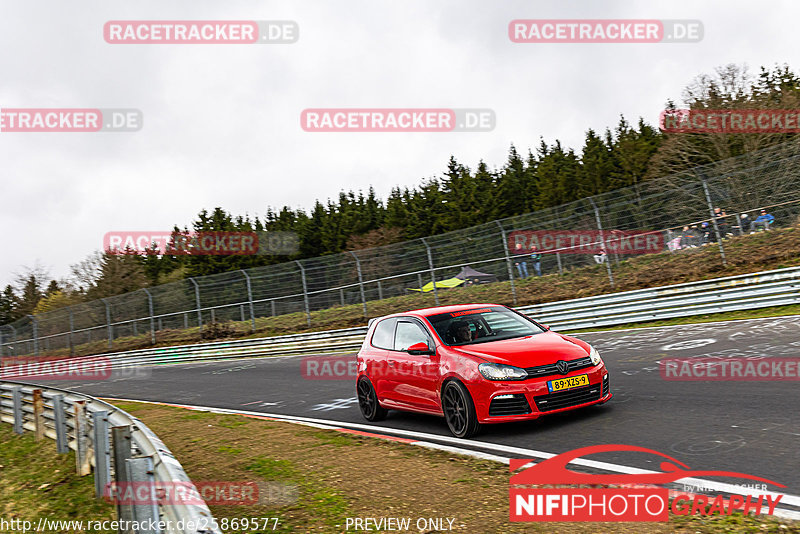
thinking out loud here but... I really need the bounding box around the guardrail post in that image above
[295,260,312,327]
[126,457,162,532]
[271,300,276,317]
[699,173,727,266]
[189,277,203,333]
[240,270,257,333]
[28,315,39,356]
[12,386,23,434]
[142,289,156,345]
[495,220,518,306]
[340,288,345,306]
[33,389,44,441]
[68,309,75,356]
[589,198,615,288]
[377,280,383,300]
[74,400,91,476]
[555,252,563,275]
[420,238,440,306]
[349,251,368,319]
[417,273,424,292]
[111,425,134,530]
[53,394,69,453]
[92,411,111,498]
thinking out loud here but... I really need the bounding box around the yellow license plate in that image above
[547,374,589,392]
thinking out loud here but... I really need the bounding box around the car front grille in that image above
[533,383,602,412]
[488,394,532,416]
[524,356,594,379]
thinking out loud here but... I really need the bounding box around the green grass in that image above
[0,424,115,533]
[245,456,351,530]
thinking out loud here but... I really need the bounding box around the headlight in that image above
[478,363,528,381]
[589,346,603,366]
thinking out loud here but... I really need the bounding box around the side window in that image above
[394,321,429,352]
[370,318,396,350]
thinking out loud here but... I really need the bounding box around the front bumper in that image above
[470,364,611,424]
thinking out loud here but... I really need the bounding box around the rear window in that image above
[370,318,396,349]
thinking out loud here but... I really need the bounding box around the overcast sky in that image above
[0,0,795,289]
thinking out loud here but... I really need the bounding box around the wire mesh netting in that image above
[3,140,800,356]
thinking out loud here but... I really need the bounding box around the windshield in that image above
[426,306,546,346]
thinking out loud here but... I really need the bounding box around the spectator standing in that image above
[530,245,542,277]
[699,222,711,245]
[715,208,731,236]
[513,243,529,278]
[752,209,775,232]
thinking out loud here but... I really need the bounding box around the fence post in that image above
[33,389,44,441]
[28,315,39,356]
[340,288,345,306]
[699,173,728,266]
[556,252,563,275]
[111,425,134,531]
[53,394,69,453]
[9,325,16,356]
[417,273,424,292]
[102,298,113,349]
[189,277,203,333]
[589,198,615,288]
[377,280,383,301]
[126,457,161,530]
[74,400,91,476]
[271,300,276,317]
[92,411,111,498]
[349,251,369,319]
[495,220,517,306]
[240,270,257,333]
[12,387,23,434]
[295,260,312,327]
[142,288,156,345]
[68,309,75,356]
[420,238,440,306]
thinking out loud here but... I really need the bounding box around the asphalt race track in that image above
[36,315,800,498]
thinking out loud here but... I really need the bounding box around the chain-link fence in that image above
[3,140,800,356]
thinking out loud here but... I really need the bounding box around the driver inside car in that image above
[448,320,473,344]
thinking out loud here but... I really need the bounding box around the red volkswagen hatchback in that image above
[356,304,611,438]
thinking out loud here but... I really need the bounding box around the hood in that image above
[452,332,591,367]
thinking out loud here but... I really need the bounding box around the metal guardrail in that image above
[0,266,798,374]
[0,381,220,534]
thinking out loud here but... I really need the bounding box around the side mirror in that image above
[407,342,434,355]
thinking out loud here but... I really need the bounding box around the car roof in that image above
[383,303,504,319]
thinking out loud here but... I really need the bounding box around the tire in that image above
[357,377,387,421]
[442,381,481,438]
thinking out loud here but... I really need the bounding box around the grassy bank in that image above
[0,424,114,533]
